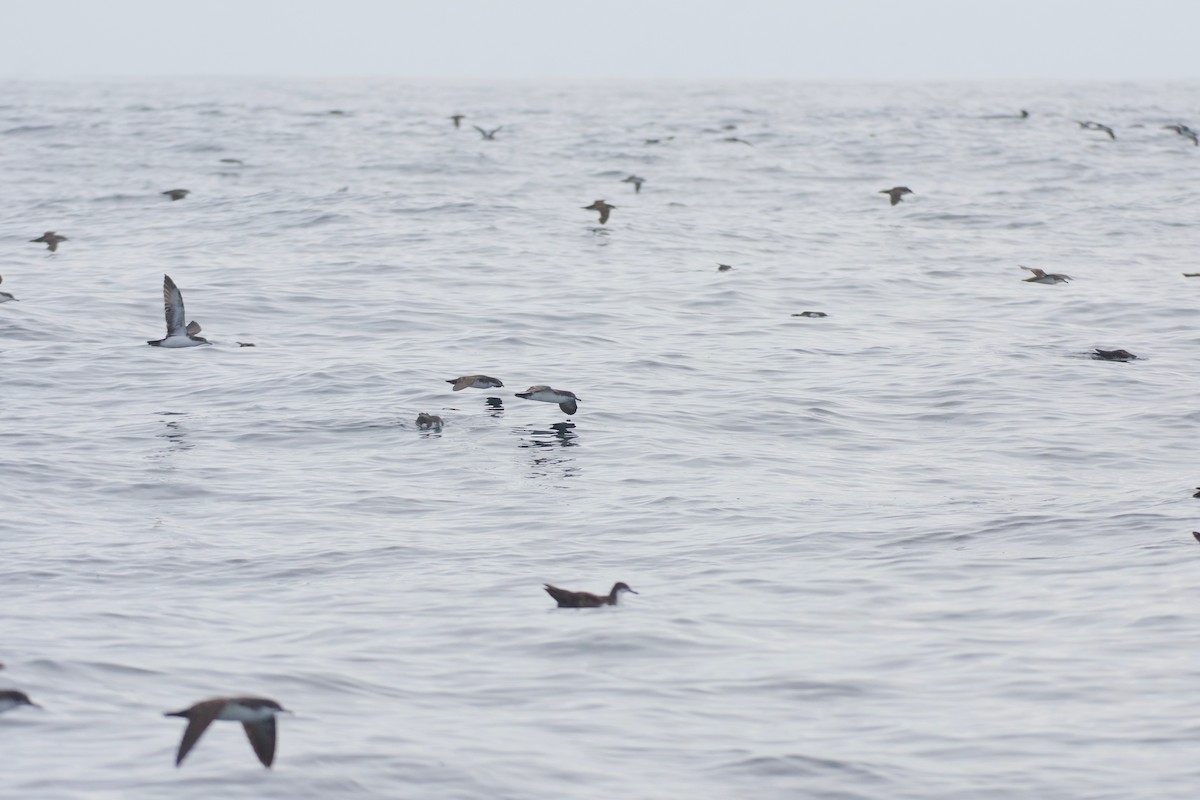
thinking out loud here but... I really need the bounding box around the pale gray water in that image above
[2,79,1200,800]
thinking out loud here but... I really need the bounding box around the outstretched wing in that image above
[1020,266,1048,278]
[559,398,578,415]
[242,718,277,767]
[186,321,202,336]
[175,700,223,766]
[163,275,186,336]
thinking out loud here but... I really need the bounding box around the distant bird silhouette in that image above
[1093,349,1138,362]
[30,231,67,252]
[450,114,465,129]
[544,582,638,608]
[0,690,40,714]
[582,200,614,225]
[1020,266,1071,284]
[1192,487,1200,499]
[643,136,674,145]
[236,342,256,347]
[1183,273,1200,278]
[1078,121,1115,139]
[1020,109,1030,118]
[879,187,913,206]
[473,125,502,140]
[722,136,754,147]
[162,189,190,201]
[0,275,16,303]
[1193,531,1200,544]
[621,175,645,193]
[717,263,733,272]
[792,311,827,318]
[1163,124,1199,145]
[218,158,243,165]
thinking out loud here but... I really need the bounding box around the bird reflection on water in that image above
[152,412,194,461]
[517,422,580,480]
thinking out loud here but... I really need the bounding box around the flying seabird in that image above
[0,690,40,714]
[879,187,913,206]
[1079,122,1115,139]
[1020,109,1030,118]
[165,696,288,768]
[544,582,638,608]
[582,200,614,225]
[148,275,209,347]
[450,114,465,128]
[0,275,16,303]
[1163,124,1199,145]
[1020,266,1071,284]
[473,125,502,140]
[162,189,190,201]
[30,231,67,252]
[722,136,754,147]
[621,175,645,193]
[446,375,504,391]
[416,413,444,430]
[1093,349,1138,362]
[515,385,580,415]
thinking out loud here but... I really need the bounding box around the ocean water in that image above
[2,78,1200,799]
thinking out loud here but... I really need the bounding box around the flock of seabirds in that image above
[3,105,1200,771]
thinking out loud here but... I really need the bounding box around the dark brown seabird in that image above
[416,413,444,430]
[165,696,288,768]
[880,187,913,206]
[722,136,754,147]
[473,125,502,140]
[717,263,733,272]
[0,690,40,713]
[792,311,827,318]
[162,189,190,201]
[1193,531,1200,544]
[1020,266,1071,284]
[30,231,67,252]
[621,175,645,193]
[446,375,503,391]
[1093,349,1138,362]
[450,114,465,128]
[582,200,614,224]
[1163,124,1199,145]
[544,582,638,608]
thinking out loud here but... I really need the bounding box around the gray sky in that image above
[3,0,1197,80]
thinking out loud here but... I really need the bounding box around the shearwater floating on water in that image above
[416,413,444,430]
[1093,348,1138,362]
[544,582,638,608]
[165,696,288,768]
[148,275,209,347]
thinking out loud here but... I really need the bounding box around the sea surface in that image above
[2,79,1200,800]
